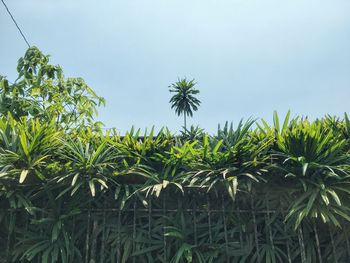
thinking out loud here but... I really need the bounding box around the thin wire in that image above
[1,0,30,48]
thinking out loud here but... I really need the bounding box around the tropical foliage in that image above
[1,112,350,262]
[1,48,350,263]
[169,78,201,130]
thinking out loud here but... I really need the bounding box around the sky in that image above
[1,0,350,134]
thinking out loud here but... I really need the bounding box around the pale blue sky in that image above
[1,0,350,133]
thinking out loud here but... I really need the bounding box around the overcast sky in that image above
[1,0,350,134]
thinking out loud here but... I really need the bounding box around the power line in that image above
[1,0,30,48]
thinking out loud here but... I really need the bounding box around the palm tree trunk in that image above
[89,219,98,263]
[184,114,187,130]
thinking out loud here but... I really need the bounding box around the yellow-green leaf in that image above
[89,181,96,197]
[31,87,41,96]
[19,170,29,183]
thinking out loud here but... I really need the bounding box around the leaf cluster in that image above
[1,111,350,262]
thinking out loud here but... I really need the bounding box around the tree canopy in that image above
[0,46,105,128]
[169,78,201,129]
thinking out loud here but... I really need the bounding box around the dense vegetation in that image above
[1,48,350,262]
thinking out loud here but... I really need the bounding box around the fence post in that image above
[342,220,350,259]
[117,209,121,263]
[193,197,198,246]
[206,195,213,244]
[265,195,275,252]
[5,211,14,263]
[148,196,152,240]
[100,199,107,263]
[251,195,261,262]
[85,202,91,263]
[221,194,229,263]
[163,192,167,262]
[312,222,322,263]
[132,199,137,263]
[329,225,338,263]
[235,200,244,248]
[280,197,291,263]
[21,212,29,263]
[297,226,307,263]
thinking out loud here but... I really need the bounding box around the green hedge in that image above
[1,112,350,262]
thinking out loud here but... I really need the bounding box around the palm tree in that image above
[169,78,201,130]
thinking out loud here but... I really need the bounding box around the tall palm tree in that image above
[169,78,201,130]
